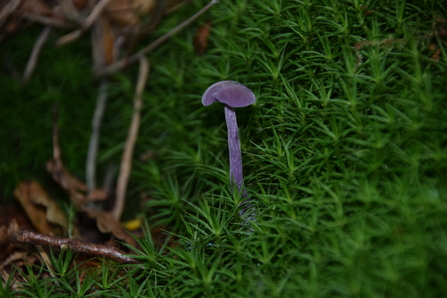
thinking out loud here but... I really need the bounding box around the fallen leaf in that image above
[13,181,82,239]
[105,0,156,26]
[46,160,87,195]
[14,181,57,235]
[83,209,137,247]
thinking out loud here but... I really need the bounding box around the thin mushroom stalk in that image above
[202,81,256,221]
[224,105,245,194]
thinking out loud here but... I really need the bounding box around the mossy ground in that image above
[1,0,447,297]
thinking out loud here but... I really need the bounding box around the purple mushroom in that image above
[201,81,256,196]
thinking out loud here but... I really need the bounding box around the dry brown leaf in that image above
[47,160,87,194]
[14,182,55,235]
[13,181,81,238]
[27,181,68,228]
[83,209,137,247]
[105,0,155,26]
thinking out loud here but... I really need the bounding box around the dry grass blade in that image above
[47,105,136,247]
[57,0,114,46]
[113,57,149,221]
[86,80,109,190]
[21,26,51,83]
[0,0,21,22]
[14,11,73,28]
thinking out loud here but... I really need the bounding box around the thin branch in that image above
[9,228,138,264]
[14,11,73,28]
[86,79,108,191]
[83,0,114,29]
[22,26,52,83]
[96,0,220,76]
[57,0,83,25]
[57,0,114,46]
[0,0,20,22]
[56,29,83,46]
[48,105,87,207]
[113,57,149,221]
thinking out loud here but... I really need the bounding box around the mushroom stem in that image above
[224,105,245,195]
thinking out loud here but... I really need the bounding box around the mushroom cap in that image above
[202,81,256,108]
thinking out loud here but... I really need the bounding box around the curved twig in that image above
[96,0,219,77]
[113,57,149,221]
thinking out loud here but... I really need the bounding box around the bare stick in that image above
[86,80,108,191]
[57,29,83,46]
[22,26,52,83]
[58,0,83,24]
[14,11,73,28]
[0,0,20,22]
[9,229,138,264]
[83,0,114,29]
[113,57,149,221]
[57,0,114,46]
[96,0,219,76]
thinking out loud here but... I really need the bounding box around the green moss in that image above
[1,0,447,297]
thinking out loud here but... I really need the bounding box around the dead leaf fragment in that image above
[105,0,155,26]
[14,182,55,235]
[13,181,77,237]
[83,210,137,247]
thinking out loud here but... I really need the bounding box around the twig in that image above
[85,17,114,185]
[96,0,220,76]
[48,105,87,206]
[56,29,83,46]
[113,57,149,221]
[86,80,108,191]
[9,228,138,264]
[0,0,20,23]
[57,0,114,46]
[83,0,114,29]
[13,11,73,29]
[57,0,83,25]
[21,26,52,83]
[48,108,137,247]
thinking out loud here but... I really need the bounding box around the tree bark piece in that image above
[8,228,138,264]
